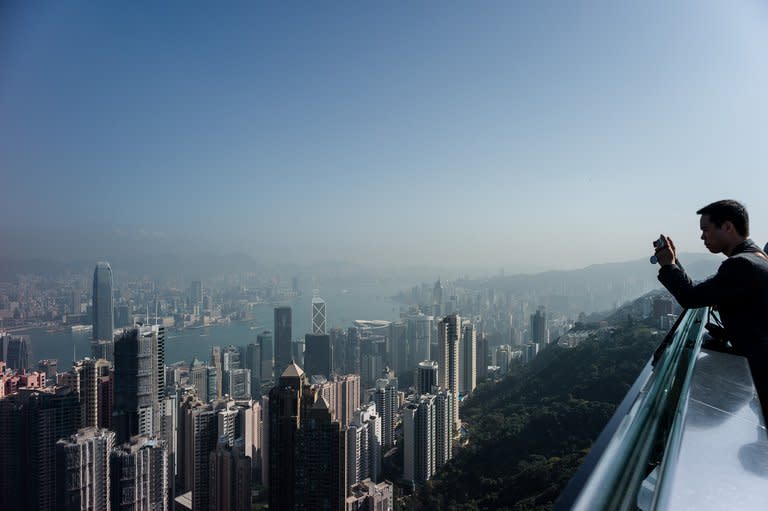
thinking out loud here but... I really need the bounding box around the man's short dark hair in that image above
[697,200,749,237]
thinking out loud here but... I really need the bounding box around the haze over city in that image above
[2,1,768,273]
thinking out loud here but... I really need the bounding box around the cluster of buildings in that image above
[0,262,573,510]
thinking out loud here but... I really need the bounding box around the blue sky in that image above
[1,1,767,272]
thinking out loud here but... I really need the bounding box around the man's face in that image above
[700,214,728,254]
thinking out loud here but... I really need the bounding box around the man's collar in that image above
[730,239,758,256]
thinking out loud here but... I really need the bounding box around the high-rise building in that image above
[530,307,548,345]
[312,291,327,334]
[438,314,461,430]
[347,402,382,489]
[460,321,477,395]
[189,358,210,402]
[110,435,169,511]
[402,394,435,485]
[416,360,438,396]
[476,334,489,382]
[373,378,397,449]
[0,386,82,510]
[55,427,115,511]
[432,279,443,318]
[347,327,361,376]
[274,306,292,376]
[257,331,274,382]
[245,342,261,397]
[210,346,223,399]
[92,262,114,342]
[345,479,394,511]
[91,340,114,364]
[295,396,346,511]
[434,389,453,469]
[388,322,407,378]
[181,400,219,511]
[190,281,203,310]
[2,334,32,371]
[38,358,58,386]
[113,325,165,443]
[268,362,307,510]
[73,358,110,428]
[226,368,251,400]
[210,437,251,511]
[406,313,433,370]
[304,333,332,378]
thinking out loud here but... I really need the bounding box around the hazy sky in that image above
[2,1,767,272]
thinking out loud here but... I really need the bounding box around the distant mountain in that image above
[417,305,662,510]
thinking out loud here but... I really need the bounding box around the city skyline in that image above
[2,2,768,272]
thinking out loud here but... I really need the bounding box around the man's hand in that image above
[655,235,677,267]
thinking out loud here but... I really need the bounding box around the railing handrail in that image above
[555,307,708,511]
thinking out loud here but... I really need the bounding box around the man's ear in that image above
[722,220,736,234]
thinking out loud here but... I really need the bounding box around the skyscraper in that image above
[210,437,251,511]
[0,386,82,510]
[245,342,261,394]
[312,291,327,334]
[257,330,274,382]
[2,334,32,371]
[373,377,397,449]
[74,358,110,428]
[55,427,115,511]
[182,400,219,511]
[210,346,223,399]
[113,325,165,443]
[406,313,433,370]
[460,321,477,395]
[402,394,435,485]
[268,362,307,511]
[304,333,332,378]
[110,435,169,511]
[92,262,114,342]
[434,389,453,469]
[531,307,548,345]
[274,306,292,376]
[438,314,461,430]
[347,401,382,489]
[416,360,438,396]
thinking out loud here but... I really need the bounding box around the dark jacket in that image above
[658,239,768,357]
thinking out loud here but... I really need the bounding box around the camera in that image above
[650,235,666,264]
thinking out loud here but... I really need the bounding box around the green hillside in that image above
[417,323,661,511]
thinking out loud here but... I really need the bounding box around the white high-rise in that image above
[347,402,382,489]
[55,427,115,511]
[403,394,435,484]
[438,314,461,430]
[312,291,326,334]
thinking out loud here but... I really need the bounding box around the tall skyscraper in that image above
[189,358,210,402]
[416,360,438,396]
[268,362,307,511]
[110,435,169,511]
[190,280,203,310]
[210,346,223,399]
[373,377,397,449]
[92,262,114,342]
[438,314,461,430]
[403,394,435,485]
[2,334,32,371]
[460,321,477,395]
[182,400,219,511]
[74,358,110,428]
[388,321,407,377]
[113,325,165,443]
[312,291,327,334]
[257,330,274,382]
[432,279,443,318]
[476,334,489,382]
[531,307,548,345]
[304,333,332,378]
[434,389,453,469]
[245,342,261,397]
[0,386,82,510]
[295,396,346,511]
[210,437,251,511]
[274,306,292,376]
[55,427,115,511]
[406,313,433,370]
[347,402,382,489]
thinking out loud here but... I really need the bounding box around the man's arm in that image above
[658,257,749,309]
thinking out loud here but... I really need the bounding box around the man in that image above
[654,199,768,413]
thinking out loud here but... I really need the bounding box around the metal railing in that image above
[555,307,708,511]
